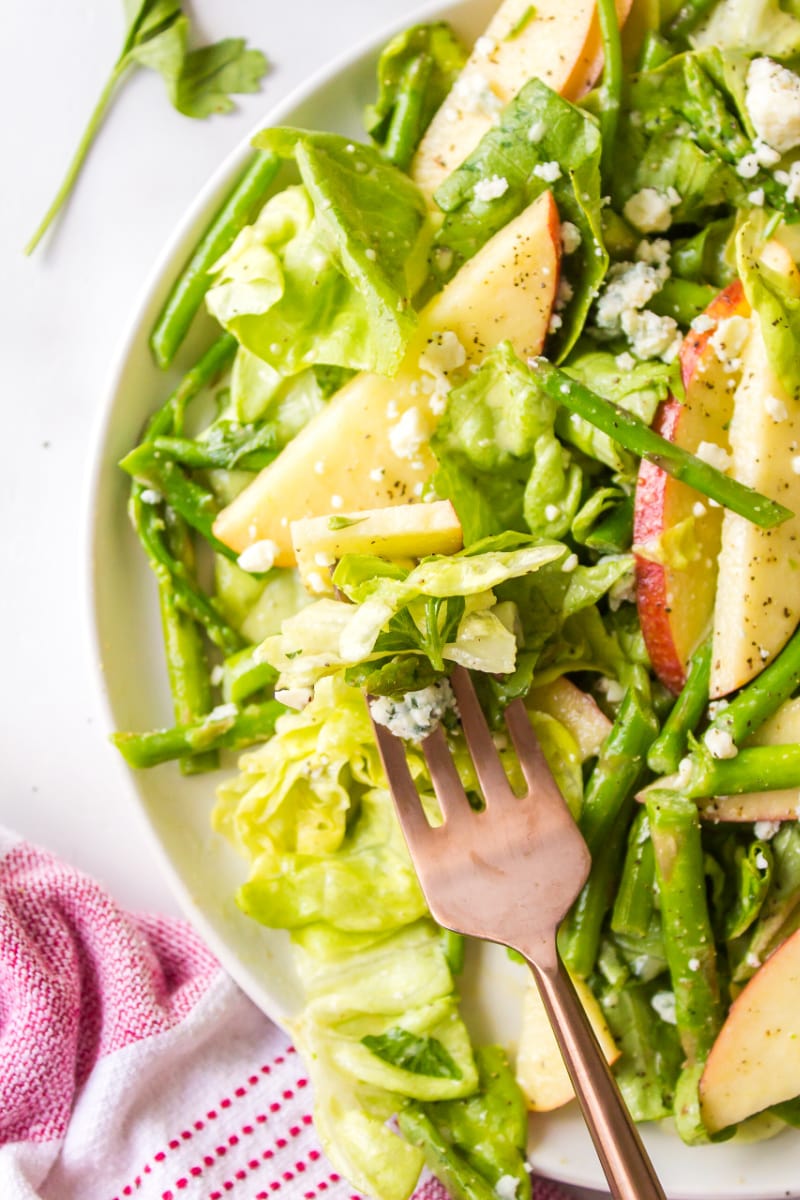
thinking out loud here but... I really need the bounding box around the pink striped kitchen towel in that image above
[0,828,573,1200]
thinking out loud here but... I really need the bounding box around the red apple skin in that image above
[634,282,751,694]
[679,280,745,395]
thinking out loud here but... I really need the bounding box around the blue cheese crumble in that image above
[370,679,456,742]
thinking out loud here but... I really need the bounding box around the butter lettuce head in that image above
[206,130,431,377]
[214,674,429,933]
[291,921,478,1200]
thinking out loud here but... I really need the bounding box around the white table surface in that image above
[2,4,600,1196]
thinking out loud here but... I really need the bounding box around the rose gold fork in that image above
[369,664,666,1200]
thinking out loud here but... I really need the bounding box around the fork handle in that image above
[526,954,667,1200]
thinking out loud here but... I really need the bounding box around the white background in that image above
[2,0,414,913]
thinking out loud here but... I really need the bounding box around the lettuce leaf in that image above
[737,216,800,400]
[214,675,431,932]
[431,342,583,544]
[207,131,430,376]
[364,22,468,168]
[614,49,794,221]
[290,920,478,1200]
[429,77,607,358]
[693,0,800,58]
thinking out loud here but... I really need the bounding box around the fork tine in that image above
[421,724,473,822]
[503,697,567,805]
[370,715,432,852]
[449,664,514,805]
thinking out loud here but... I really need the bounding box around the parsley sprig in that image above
[26,0,268,254]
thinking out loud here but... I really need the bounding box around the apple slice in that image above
[291,499,463,594]
[633,283,750,693]
[698,696,800,822]
[213,190,560,565]
[527,677,612,761]
[516,975,619,1111]
[412,0,633,201]
[700,926,800,1131]
[710,243,800,698]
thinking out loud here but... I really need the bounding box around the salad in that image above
[112,0,800,1196]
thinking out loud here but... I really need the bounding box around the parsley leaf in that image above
[362,1027,463,1079]
[26,2,268,254]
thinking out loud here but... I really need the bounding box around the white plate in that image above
[89,3,800,1196]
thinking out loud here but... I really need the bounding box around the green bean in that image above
[647,637,712,776]
[111,699,285,769]
[383,53,434,170]
[528,359,793,530]
[646,790,724,1064]
[149,152,280,369]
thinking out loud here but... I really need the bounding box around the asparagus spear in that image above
[647,638,712,776]
[578,687,659,854]
[652,742,800,799]
[560,686,659,976]
[560,793,638,978]
[703,624,800,747]
[528,359,793,530]
[125,333,238,768]
[112,699,285,769]
[149,152,280,369]
[646,790,724,1064]
[132,498,243,656]
[383,54,434,170]
[122,446,236,561]
[398,1107,497,1200]
[666,0,722,42]
[222,645,278,705]
[611,807,657,939]
[158,505,219,775]
[597,0,623,187]
[147,426,279,472]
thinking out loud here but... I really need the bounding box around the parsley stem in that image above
[25,58,129,255]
